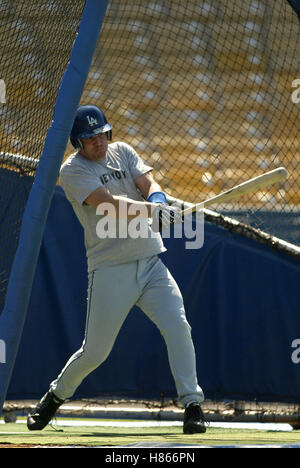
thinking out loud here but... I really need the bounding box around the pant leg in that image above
[50,263,139,400]
[136,256,204,407]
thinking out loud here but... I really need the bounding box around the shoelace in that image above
[49,418,64,432]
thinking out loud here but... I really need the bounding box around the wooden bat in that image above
[180,167,288,217]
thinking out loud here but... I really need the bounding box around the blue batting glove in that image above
[147,191,167,205]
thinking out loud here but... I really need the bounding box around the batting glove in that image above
[151,204,182,232]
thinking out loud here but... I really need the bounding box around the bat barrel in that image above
[180,167,288,216]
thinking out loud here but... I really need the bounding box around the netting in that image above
[63,0,300,246]
[1,0,300,415]
[0,0,86,313]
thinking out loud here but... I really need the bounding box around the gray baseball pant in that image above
[50,255,204,407]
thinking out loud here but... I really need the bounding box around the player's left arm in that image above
[134,172,166,202]
[134,172,182,230]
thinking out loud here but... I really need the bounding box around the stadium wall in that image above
[5,183,300,404]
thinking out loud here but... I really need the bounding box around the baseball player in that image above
[27,105,206,434]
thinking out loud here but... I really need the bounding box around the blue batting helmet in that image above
[70,105,112,149]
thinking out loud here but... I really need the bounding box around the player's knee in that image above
[174,316,192,337]
[82,346,112,370]
[160,313,192,342]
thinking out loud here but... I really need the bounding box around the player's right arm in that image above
[84,186,182,229]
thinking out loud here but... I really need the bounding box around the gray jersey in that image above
[60,141,166,271]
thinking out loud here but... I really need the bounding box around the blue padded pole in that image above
[286,0,300,20]
[0,0,110,413]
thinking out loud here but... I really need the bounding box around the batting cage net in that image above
[0,1,86,312]
[63,0,299,247]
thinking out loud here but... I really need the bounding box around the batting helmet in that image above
[70,105,112,149]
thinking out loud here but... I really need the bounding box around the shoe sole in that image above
[183,425,206,434]
[27,415,50,431]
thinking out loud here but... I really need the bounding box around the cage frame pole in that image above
[0,0,110,413]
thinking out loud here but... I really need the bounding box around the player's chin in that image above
[93,148,107,160]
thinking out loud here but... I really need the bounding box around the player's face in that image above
[80,133,108,161]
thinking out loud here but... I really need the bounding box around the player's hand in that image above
[151,204,182,232]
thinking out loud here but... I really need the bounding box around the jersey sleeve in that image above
[60,161,102,205]
[120,142,153,179]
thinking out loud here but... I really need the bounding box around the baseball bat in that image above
[180,167,288,216]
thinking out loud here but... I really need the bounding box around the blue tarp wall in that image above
[4,183,300,403]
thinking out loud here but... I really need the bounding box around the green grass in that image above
[0,419,300,447]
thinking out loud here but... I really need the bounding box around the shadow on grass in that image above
[79,431,179,438]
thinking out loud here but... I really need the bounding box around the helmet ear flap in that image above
[70,135,82,149]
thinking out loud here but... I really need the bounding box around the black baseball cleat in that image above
[27,390,64,431]
[183,403,207,434]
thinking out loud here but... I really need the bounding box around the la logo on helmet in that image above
[87,115,98,126]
